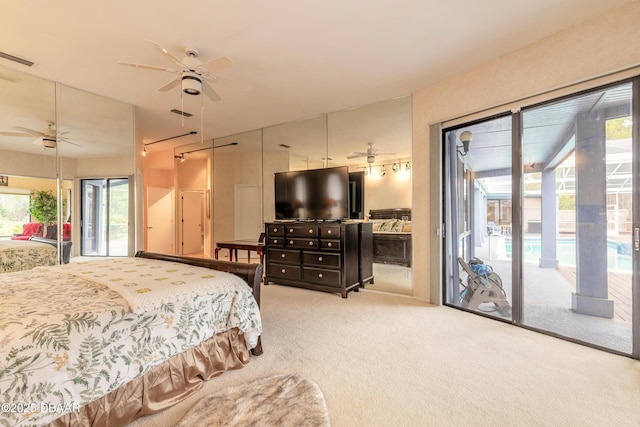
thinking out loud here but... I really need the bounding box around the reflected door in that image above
[81,178,129,256]
[147,187,174,254]
[180,190,203,255]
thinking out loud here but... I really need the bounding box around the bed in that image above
[0,251,263,427]
[0,238,57,273]
[369,208,412,267]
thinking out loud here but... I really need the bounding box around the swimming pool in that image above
[504,237,633,272]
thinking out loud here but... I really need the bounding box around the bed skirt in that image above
[49,328,251,427]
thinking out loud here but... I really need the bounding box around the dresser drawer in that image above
[320,225,341,238]
[320,239,341,251]
[287,238,319,250]
[268,248,300,265]
[303,267,341,287]
[268,263,301,280]
[286,224,318,237]
[303,252,340,268]
[268,236,285,247]
[267,224,285,236]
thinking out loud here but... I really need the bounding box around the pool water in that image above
[504,237,632,272]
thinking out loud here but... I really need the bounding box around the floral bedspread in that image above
[0,240,56,273]
[0,259,262,426]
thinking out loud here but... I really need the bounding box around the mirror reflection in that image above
[328,96,413,295]
[0,65,135,267]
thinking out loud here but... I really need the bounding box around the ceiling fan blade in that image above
[202,81,222,102]
[201,74,250,92]
[0,131,32,137]
[347,152,367,159]
[157,77,181,92]
[146,39,188,70]
[118,61,180,73]
[62,139,82,148]
[13,126,43,136]
[201,56,234,74]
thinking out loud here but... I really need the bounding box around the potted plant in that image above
[27,190,62,238]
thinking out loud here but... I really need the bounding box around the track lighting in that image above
[392,163,399,173]
[405,162,411,170]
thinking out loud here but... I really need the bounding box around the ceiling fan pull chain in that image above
[200,95,204,144]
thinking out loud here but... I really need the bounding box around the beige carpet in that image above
[129,283,640,427]
[174,374,329,427]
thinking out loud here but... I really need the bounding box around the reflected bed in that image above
[0,239,57,273]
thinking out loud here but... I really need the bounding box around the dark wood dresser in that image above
[264,221,372,298]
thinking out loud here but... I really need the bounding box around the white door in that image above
[147,187,174,254]
[181,190,204,255]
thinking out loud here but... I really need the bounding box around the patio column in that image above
[571,112,614,318]
[539,169,558,268]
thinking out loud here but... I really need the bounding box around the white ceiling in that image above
[0,0,632,154]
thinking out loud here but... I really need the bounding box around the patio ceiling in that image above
[454,82,633,194]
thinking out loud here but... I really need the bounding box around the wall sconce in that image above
[142,146,147,157]
[457,130,473,156]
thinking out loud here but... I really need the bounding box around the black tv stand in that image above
[264,221,373,298]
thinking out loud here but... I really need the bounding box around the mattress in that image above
[0,257,262,426]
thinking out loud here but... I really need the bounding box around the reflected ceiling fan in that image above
[118,40,235,101]
[0,122,79,148]
[347,143,396,164]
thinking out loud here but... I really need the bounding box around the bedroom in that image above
[1,1,640,426]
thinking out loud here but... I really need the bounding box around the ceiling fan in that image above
[118,40,234,101]
[0,123,79,148]
[347,143,396,164]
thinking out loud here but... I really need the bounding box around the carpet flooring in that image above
[129,282,640,427]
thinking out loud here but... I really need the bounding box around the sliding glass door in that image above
[443,115,514,322]
[81,178,129,256]
[443,79,638,358]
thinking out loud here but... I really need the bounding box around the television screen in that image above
[275,166,349,220]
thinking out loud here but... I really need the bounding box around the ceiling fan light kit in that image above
[181,72,202,95]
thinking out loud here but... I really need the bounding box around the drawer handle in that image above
[318,256,323,261]
[318,273,323,278]
[274,239,278,244]
[273,228,278,232]
[327,242,332,247]
[290,240,294,245]
[309,241,313,246]
[289,228,293,233]
[309,229,313,234]
[328,230,332,234]
[281,268,286,273]
[281,254,286,258]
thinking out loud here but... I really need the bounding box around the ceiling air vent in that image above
[0,50,35,67]
[170,109,193,117]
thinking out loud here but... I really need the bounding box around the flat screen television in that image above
[275,166,349,220]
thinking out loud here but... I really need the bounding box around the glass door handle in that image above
[635,227,639,251]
